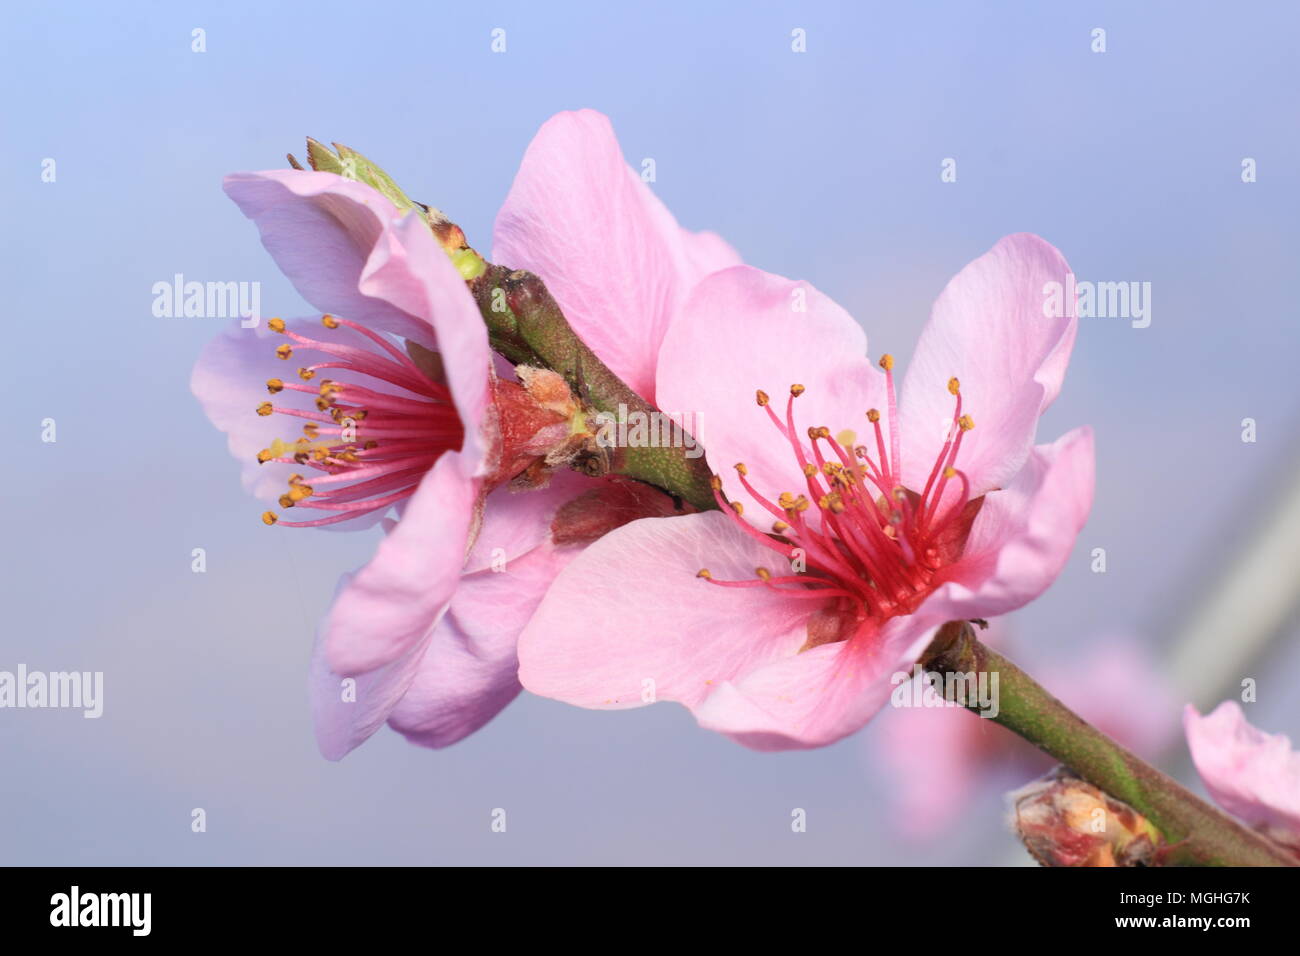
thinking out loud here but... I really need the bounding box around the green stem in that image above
[922,622,1296,866]
[469,263,718,511]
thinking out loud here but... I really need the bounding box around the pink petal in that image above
[655,265,887,524]
[492,110,740,404]
[223,170,437,348]
[369,213,494,466]
[191,317,323,503]
[691,612,938,751]
[918,425,1095,623]
[324,451,480,675]
[463,468,592,573]
[387,542,579,748]
[517,512,817,712]
[1184,701,1300,846]
[518,510,937,750]
[309,576,432,760]
[899,234,1077,495]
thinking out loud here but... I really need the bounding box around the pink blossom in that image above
[518,235,1095,751]
[1184,701,1300,851]
[194,111,741,758]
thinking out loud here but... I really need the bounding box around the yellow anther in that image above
[756,567,772,581]
[288,484,314,502]
[778,492,796,509]
[866,408,881,423]
[793,495,810,513]
[958,414,975,431]
[266,378,284,394]
[261,511,278,526]
[267,318,286,333]
[756,389,770,407]
[322,314,340,329]
[826,494,845,514]
[943,466,957,479]
[302,423,319,439]
[772,520,790,534]
[790,384,806,397]
[734,463,748,476]
[256,448,273,464]
[803,463,818,478]
[879,354,894,372]
[948,376,960,395]
[275,344,293,360]
[729,500,744,516]
[696,569,713,580]
[278,494,296,509]
[710,474,723,492]
[315,397,332,411]
[256,402,273,417]
[298,367,316,381]
[288,473,304,485]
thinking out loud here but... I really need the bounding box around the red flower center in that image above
[254,315,463,527]
[700,354,982,648]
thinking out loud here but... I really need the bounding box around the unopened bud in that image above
[1010,768,1164,867]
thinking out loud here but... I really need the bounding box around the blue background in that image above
[3,0,1298,864]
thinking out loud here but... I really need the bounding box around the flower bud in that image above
[1010,767,1164,867]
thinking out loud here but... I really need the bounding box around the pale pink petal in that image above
[899,234,1077,495]
[917,426,1095,623]
[692,612,939,751]
[463,468,592,573]
[191,317,321,502]
[492,110,738,404]
[368,213,493,466]
[1184,701,1300,845]
[324,451,480,675]
[656,265,887,523]
[387,542,580,748]
[309,579,433,760]
[517,512,817,711]
[223,170,437,348]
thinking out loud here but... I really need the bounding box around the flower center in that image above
[254,315,463,527]
[698,354,982,648]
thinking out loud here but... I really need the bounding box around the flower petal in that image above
[387,542,579,748]
[692,612,939,751]
[517,512,816,711]
[463,468,592,574]
[324,451,480,675]
[899,234,1077,494]
[656,265,887,523]
[1184,701,1300,846]
[492,110,739,404]
[309,578,433,760]
[917,425,1095,623]
[191,317,321,503]
[223,170,435,347]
